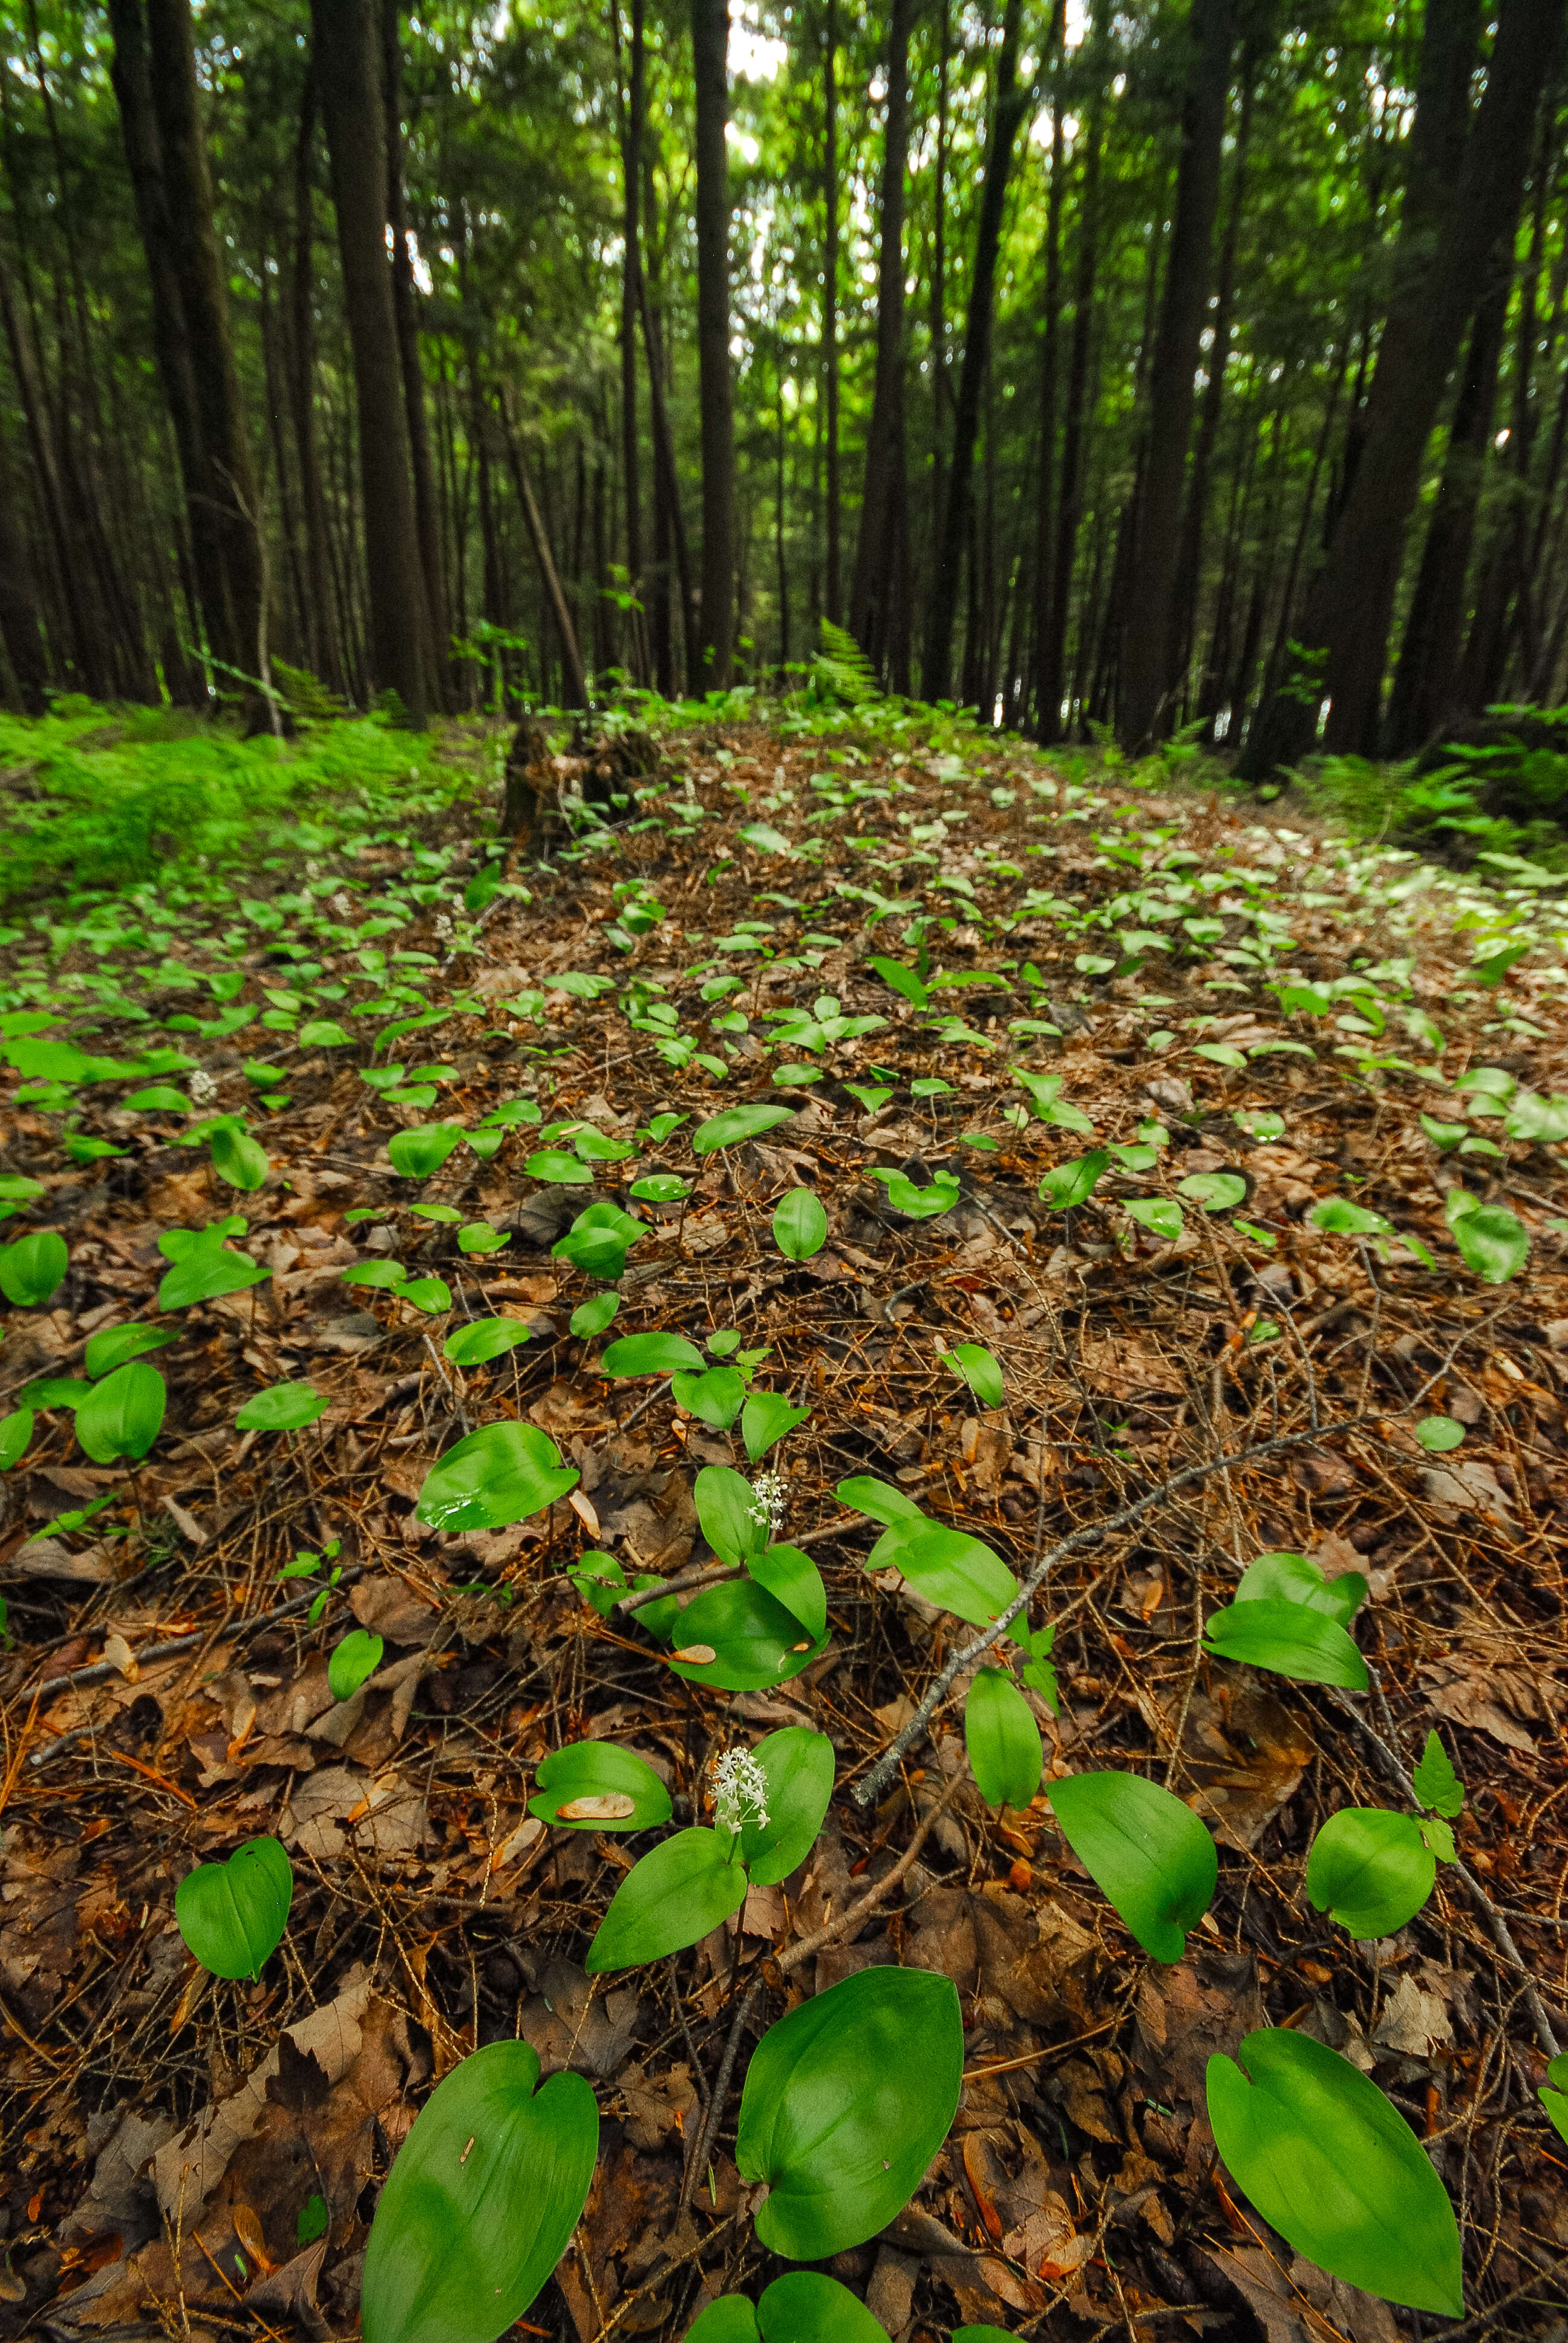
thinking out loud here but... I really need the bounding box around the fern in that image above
[812,620,881,707]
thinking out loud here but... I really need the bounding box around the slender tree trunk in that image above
[0,246,101,693]
[615,0,648,679]
[497,387,588,708]
[921,0,1030,704]
[849,0,912,683]
[1243,0,1555,775]
[638,272,699,687]
[310,0,428,724]
[144,0,267,697]
[776,352,792,672]
[1116,0,1235,750]
[381,0,449,705]
[822,0,841,626]
[1039,88,1102,743]
[1028,16,1067,733]
[929,0,952,534]
[290,64,345,693]
[0,456,49,710]
[691,0,736,687]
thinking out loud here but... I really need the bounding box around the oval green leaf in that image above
[0,1229,68,1307]
[871,1520,1019,1628]
[1037,1152,1109,1211]
[570,1292,619,1337]
[210,1124,270,1191]
[672,1363,748,1428]
[175,1835,293,1979]
[390,1122,466,1179]
[747,1544,828,1641]
[742,1389,811,1460]
[1305,1808,1436,1940]
[942,1342,1005,1407]
[1452,1201,1529,1283]
[328,1629,384,1702]
[527,1149,595,1185]
[1235,1550,1365,1626]
[458,1222,511,1255]
[964,1668,1043,1811]
[400,1276,452,1315]
[1126,1196,1183,1241]
[738,1727,835,1885]
[694,1104,797,1153]
[444,1316,534,1365]
[416,1421,578,1533]
[586,1827,748,1971]
[602,1331,705,1376]
[236,1380,328,1431]
[84,1322,179,1378]
[773,1188,829,1260]
[758,2275,887,2343]
[76,1361,166,1464]
[158,1248,269,1311]
[696,1464,769,1564]
[666,1580,829,1691]
[529,1739,674,1832]
[361,2040,599,2343]
[1204,1596,1368,1688]
[1048,1769,1217,1963]
[736,1966,964,2259]
[690,2301,760,2343]
[1178,1170,1248,1212]
[0,1406,34,1473]
[1415,1414,1465,1452]
[1206,2028,1462,2315]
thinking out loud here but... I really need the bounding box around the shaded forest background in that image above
[1,0,1566,764]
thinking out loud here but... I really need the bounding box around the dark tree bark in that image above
[1241,0,1555,775]
[143,0,267,692]
[1028,9,1067,733]
[614,0,647,680]
[1038,85,1102,742]
[497,387,589,709]
[0,454,49,710]
[289,64,345,693]
[0,240,100,693]
[381,0,449,705]
[310,0,428,724]
[639,272,699,688]
[921,0,1030,704]
[849,0,913,685]
[690,0,736,687]
[822,0,841,626]
[1116,0,1235,750]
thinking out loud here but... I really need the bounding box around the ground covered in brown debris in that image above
[4,712,1568,2343]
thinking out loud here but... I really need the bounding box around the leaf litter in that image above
[2,716,1568,2335]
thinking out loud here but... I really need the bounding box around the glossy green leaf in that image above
[342,1259,408,1289]
[773,1188,829,1259]
[1037,1152,1109,1210]
[1305,1809,1434,1939]
[866,956,929,1009]
[672,1363,748,1427]
[457,1221,510,1254]
[835,1475,924,1526]
[444,1317,534,1366]
[0,1407,33,1472]
[210,1124,270,1191]
[76,1362,166,1463]
[693,1104,797,1153]
[1179,1171,1248,1212]
[236,1380,328,1430]
[1204,1596,1368,1688]
[942,1342,1004,1407]
[573,1127,635,1162]
[328,1629,384,1701]
[175,1836,293,1979]
[696,1464,769,1563]
[964,1668,1043,1811]
[553,1200,642,1280]
[747,1544,827,1640]
[867,1166,960,1218]
[1451,1201,1529,1283]
[1235,1550,1365,1627]
[742,1389,809,1460]
[1413,1729,1465,1818]
[687,2300,759,2343]
[0,1174,46,1217]
[757,2275,886,2343]
[1206,2030,1462,2315]
[0,1229,68,1307]
[416,1421,578,1533]
[158,1247,269,1311]
[586,1827,748,1971]
[299,1018,352,1047]
[1125,1196,1183,1240]
[84,1323,178,1378]
[736,1966,963,2259]
[399,1275,452,1314]
[737,1727,835,1885]
[1415,1414,1465,1452]
[629,1173,690,1203]
[125,1085,191,1110]
[1310,1197,1391,1237]
[1541,2086,1568,2150]
[390,1122,466,1178]
[870,1518,1018,1627]
[666,1579,829,1690]
[526,1149,595,1184]
[529,1739,673,1832]
[602,1331,705,1375]
[19,1377,88,1410]
[361,2040,598,2343]
[570,1292,619,1337]
[1048,1770,1217,1962]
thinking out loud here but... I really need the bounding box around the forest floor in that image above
[4,707,1568,2343]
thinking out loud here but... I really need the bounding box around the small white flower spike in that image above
[711,1746,769,1835]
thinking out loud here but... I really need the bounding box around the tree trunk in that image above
[0,246,102,694]
[290,63,345,694]
[921,0,1030,705]
[638,272,699,688]
[0,457,50,710]
[310,0,429,725]
[690,0,736,688]
[848,0,912,684]
[144,0,267,696]
[381,0,449,706]
[615,0,647,680]
[497,388,590,709]
[1028,13,1067,735]
[1038,84,1102,743]
[1116,0,1235,750]
[1241,0,1554,776]
[822,0,841,626]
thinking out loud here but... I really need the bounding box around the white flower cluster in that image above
[711,1746,769,1834]
[188,1069,217,1106]
[748,1469,788,1535]
[434,913,454,941]
[331,891,354,921]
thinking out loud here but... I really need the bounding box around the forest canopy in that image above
[0,0,1565,764]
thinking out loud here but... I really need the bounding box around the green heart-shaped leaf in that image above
[210,1124,270,1191]
[1048,1770,1217,1962]
[586,1827,748,1971]
[602,1331,706,1375]
[416,1422,578,1533]
[361,2040,599,2343]
[1451,1201,1529,1283]
[942,1343,1004,1407]
[526,1149,595,1185]
[964,1668,1043,1811]
[1037,1152,1109,1210]
[694,1104,797,1153]
[0,1407,34,1473]
[569,1293,620,1337]
[672,1364,747,1427]
[1412,1728,1465,1818]
[1207,2029,1462,2315]
[665,1581,829,1690]
[444,1317,534,1366]
[328,1629,384,1701]
[390,1122,466,1178]
[158,1248,269,1311]
[773,1188,829,1260]
[529,1739,673,1832]
[0,1229,68,1307]
[737,1727,835,1885]
[84,1323,179,1378]
[758,2275,887,2343]
[742,1390,810,1460]
[236,1380,328,1430]
[737,1967,963,2259]
[1305,1808,1436,1939]
[1235,1550,1365,1625]
[175,1835,293,1979]
[1204,1596,1368,1687]
[1178,1170,1249,1212]
[1126,1196,1183,1241]
[746,1544,826,1640]
[76,1361,166,1463]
